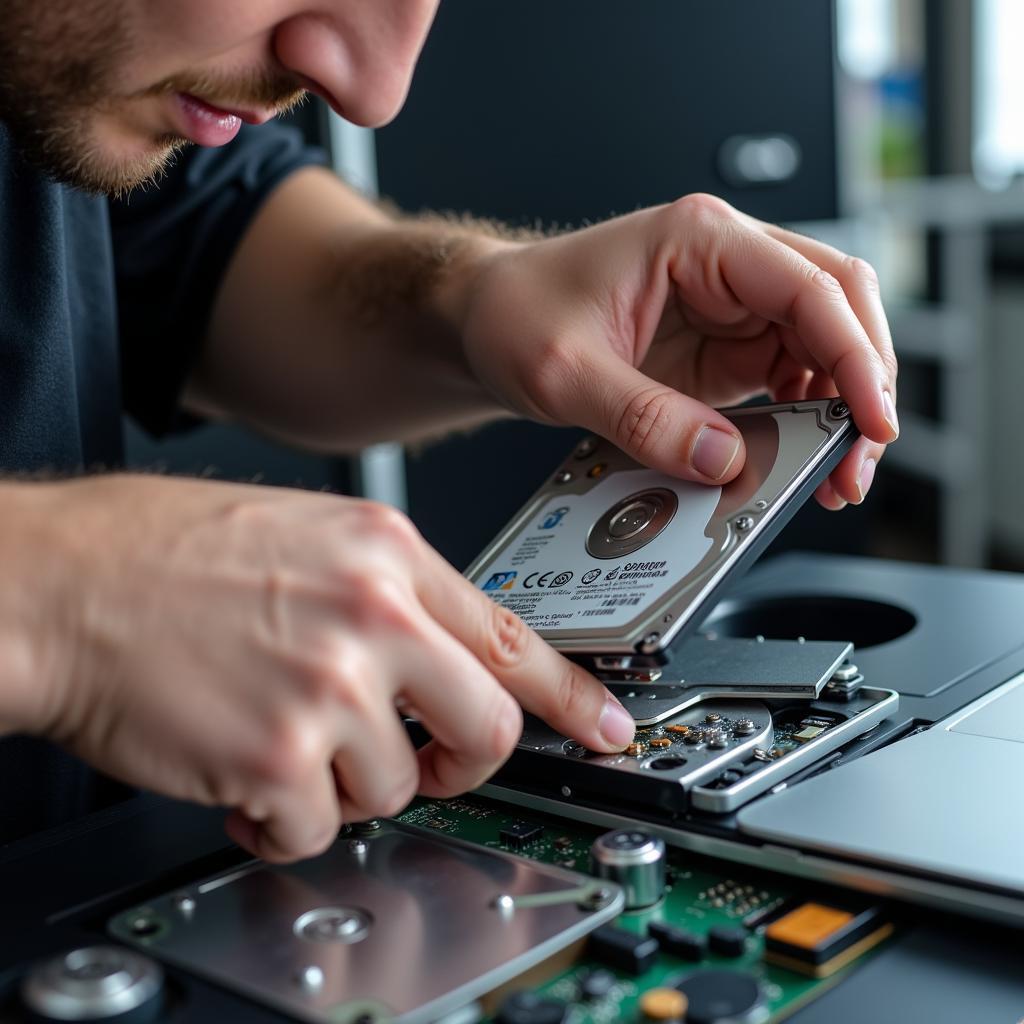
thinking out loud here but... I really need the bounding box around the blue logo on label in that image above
[483,571,517,591]
[540,506,570,530]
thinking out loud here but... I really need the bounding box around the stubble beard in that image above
[0,0,306,198]
[0,0,188,196]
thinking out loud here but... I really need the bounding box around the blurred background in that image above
[128,0,1024,574]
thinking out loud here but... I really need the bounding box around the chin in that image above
[73,140,185,197]
[83,127,188,195]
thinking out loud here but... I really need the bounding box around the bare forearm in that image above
[188,167,526,451]
[0,483,70,737]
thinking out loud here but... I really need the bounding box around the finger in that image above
[643,324,815,410]
[691,223,897,446]
[558,350,746,482]
[814,477,847,512]
[805,369,838,401]
[414,553,636,754]
[414,728,524,801]
[391,609,525,797]
[824,435,886,506]
[332,695,420,823]
[764,343,814,402]
[763,225,898,394]
[225,765,341,864]
[772,370,813,403]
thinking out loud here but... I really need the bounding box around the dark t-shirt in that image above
[0,120,324,846]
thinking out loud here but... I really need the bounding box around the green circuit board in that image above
[397,795,891,1023]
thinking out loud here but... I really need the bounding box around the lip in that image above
[173,92,275,146]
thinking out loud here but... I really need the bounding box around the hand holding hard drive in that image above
[460,194,898,510]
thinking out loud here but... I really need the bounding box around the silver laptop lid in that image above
[737,674,1024,896]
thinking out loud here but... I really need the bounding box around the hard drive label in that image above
[477,470,721,630]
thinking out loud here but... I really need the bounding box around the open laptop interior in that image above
[464,399,1024,926]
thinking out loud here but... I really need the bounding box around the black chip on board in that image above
[647,921,706,962]
[708,924,748,958]
[587,926,660,975]
[499,821,544,850]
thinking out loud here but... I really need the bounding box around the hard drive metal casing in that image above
[503,684,899,815]
[109,822,623,1024]
[466,398,857,673]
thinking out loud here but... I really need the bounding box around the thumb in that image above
[575,356,746,483]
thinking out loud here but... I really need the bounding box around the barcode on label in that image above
[601,596,642,607]
[581,608,617,616]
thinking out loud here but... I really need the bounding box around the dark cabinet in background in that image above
[377,0,844,568]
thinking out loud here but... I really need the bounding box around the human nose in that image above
[272,4,435,127]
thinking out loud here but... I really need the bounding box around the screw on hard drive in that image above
[493,894,516,914]
[578,886,616,912]
[829,399,850,419]
[128,914,161,938]
[574,437,598,459]
[640,632,660,652]
[554,469,573,484]
[172,893,196,919]
[296,965,325,993]
[734,515,754,532]
[832,662,860,683]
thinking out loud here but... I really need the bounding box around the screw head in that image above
[128,915,160,938]
[832,662,861,682]
[554,470,573,484]
[642,631,660,647]
[830,399,850,419]
[173,894,196,918]
[734,515,754,532]
[296,965,324,992]
[574,438,598,459]
[579,886,615,912]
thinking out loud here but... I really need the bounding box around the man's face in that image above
[0,0,438,196]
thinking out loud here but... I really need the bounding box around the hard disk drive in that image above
[465,398,899,817]
[466,398,857,673]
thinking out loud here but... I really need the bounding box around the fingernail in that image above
[599,694,635,749]
[882,390,899,440]
[691,426,741,480]
[856,458,877,504]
